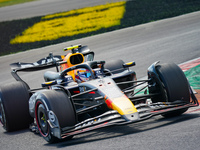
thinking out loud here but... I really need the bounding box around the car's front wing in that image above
[59,98,198,139]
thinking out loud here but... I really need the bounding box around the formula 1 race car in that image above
[0,44,198,143]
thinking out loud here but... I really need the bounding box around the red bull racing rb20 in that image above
[0,45,198,143]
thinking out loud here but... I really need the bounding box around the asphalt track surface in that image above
[0,0,124,21]
[0,1,200,150]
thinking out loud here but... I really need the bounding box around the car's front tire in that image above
[156,63,190,117]
[35,90,77,143]
[0,81,33,131]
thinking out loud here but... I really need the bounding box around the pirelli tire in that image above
[156,63,190,118]
[35,90,77,143]
[104,59,127,74]
[104,59,135,95]
[0,81,33,131]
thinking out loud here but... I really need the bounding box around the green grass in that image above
[0,0,200,56]
[184,64,200,89]
[0,0,36,7]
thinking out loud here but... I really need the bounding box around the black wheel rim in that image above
[36,102,49,137]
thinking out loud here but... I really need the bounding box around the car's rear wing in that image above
[10,53,63,71]
[9,53,64,86]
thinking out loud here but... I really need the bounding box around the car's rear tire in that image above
[104,59,126,74]
[0,81,33,131]
[35,90,76,143]
[104,59,136,96]
[156,63,190,117]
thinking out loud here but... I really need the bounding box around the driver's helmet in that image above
[75,69,91,83]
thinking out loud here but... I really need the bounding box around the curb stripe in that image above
[179,57,200,72]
